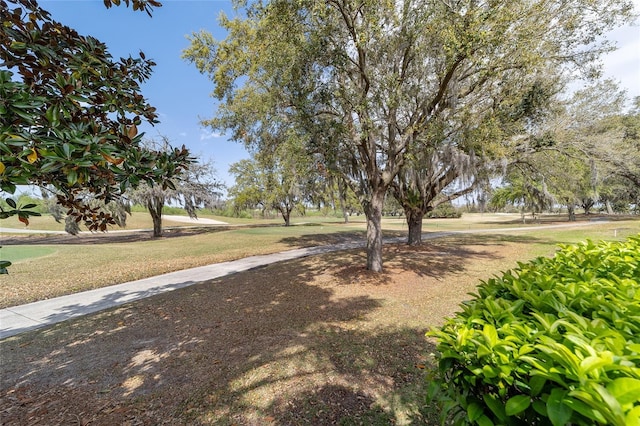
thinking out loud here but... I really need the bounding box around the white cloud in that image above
[600,2,640,97]
[199,129,226,140]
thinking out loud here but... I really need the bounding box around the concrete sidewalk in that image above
[0,240,375,340]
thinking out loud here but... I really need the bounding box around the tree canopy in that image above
[228,135,311,226]
[186,0,634,271]
[494,81,640,219]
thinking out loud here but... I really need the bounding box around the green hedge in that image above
[427,202,462,219]
[428,236,640,425]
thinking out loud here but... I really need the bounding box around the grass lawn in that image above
[0,245,57,263]
[0,214,638,424]
[1,213,638,308]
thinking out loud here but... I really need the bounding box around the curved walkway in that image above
[0,221,607,339]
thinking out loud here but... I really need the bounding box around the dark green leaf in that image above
[483,394,507,422]
[505,395,531,416]
[67,169,78,185]
[476,415,494,426]
[547,389,572,426]
[467,402,484,422]
[0,183,17,194]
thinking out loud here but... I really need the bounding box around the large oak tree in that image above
[185,0,634,271]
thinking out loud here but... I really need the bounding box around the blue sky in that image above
[38,0,640,191]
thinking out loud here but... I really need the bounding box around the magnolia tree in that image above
[0,0,191,272]
[0,0,191,230]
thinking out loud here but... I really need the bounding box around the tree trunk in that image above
[338,179,349,224]
[279,206,291,226]
[148,201,163,237]
[567,205,576,222]
[364,190,385,272]
[337,190,349,223]
[606,199,614,215]
[405,209,425,245]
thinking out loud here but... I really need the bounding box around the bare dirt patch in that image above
[0,239,529,425]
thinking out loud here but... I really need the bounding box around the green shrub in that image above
[427,236,640,426]
[211,206,253,219]
[427,202,462,218]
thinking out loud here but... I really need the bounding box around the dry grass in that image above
[0,225,366,308]
[1,237,538,425]
[1,217,639,424]
[2,215,638,309]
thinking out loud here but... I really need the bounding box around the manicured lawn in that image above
[0,246,56,262]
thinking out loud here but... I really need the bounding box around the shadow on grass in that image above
[277,227,553,251]
[0,225,232,245]
[276,229,367,248]
[278,232,551,287]
[0,231,530,336]
[1,222,315,246]
[0,242,466,425]
[268,327,439,425]
[0,280,202,338]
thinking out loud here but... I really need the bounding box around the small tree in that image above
[490,172,554,223]
[227,159,265,217]
[128,138,223,237]
[228,149,308,226]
